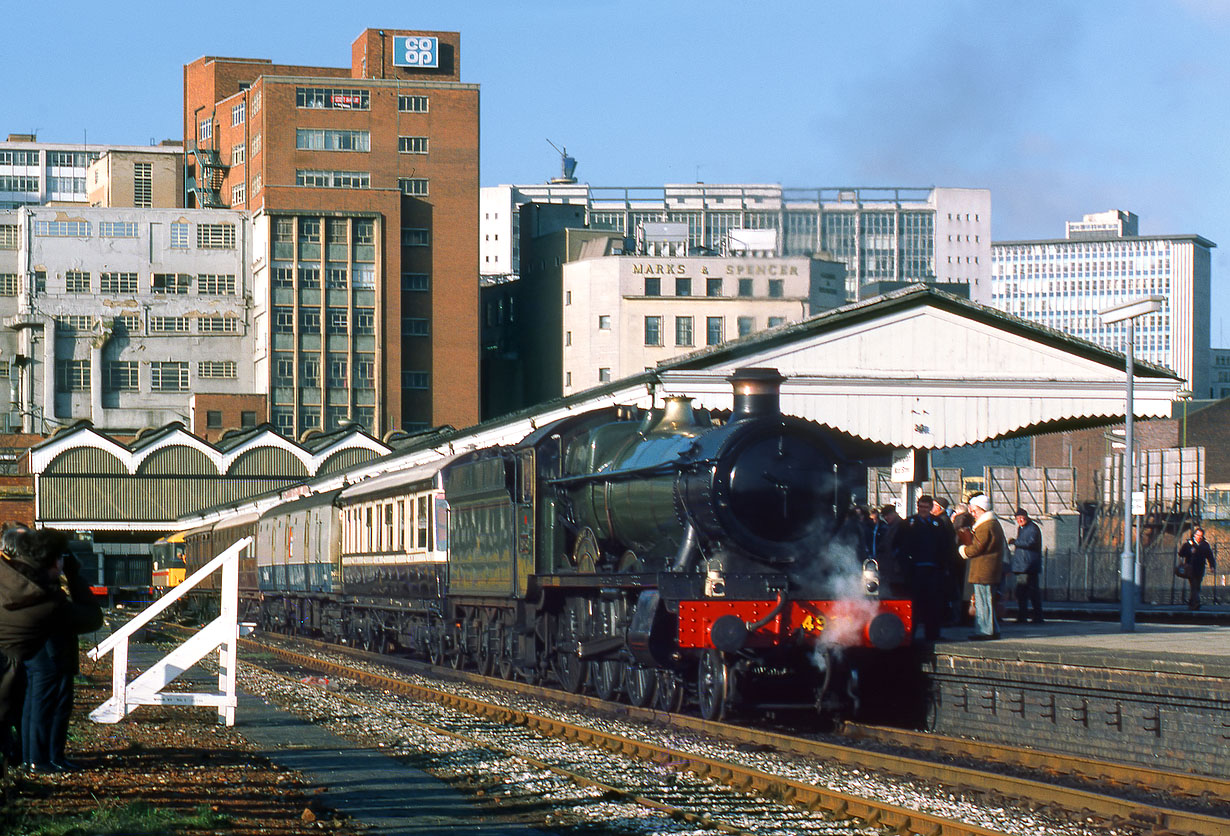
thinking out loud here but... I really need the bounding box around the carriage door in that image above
[515,449,536,597]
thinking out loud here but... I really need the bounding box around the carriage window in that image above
[384,503,394,551]
[365,506,373,552]
[417,496,429,549]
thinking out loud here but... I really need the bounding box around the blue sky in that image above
[4,1,1228,340]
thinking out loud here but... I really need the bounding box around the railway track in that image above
[233,633,1229,836]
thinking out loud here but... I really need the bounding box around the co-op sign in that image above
[393,36,439,68]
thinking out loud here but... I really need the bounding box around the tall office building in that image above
[481,183,991,301]
[184,28,479,438]
[1,136,182,209]
[990,210,1214,396]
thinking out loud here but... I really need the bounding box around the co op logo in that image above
[393,36,439,69]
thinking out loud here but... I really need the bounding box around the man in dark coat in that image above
[21,531,103,771]
[871,505,907,595]
[905,495,947,640]
[957,494,1005,640]
[1178,528,1216,610]
[1009,509,1044,624]
[0,526,103,767]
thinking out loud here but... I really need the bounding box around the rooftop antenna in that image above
[546,139,577,184]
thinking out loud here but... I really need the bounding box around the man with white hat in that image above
[958,492,1005,640]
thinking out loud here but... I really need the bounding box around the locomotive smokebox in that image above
[728,367,786,419]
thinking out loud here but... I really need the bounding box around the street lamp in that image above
[1099,294,1164,632]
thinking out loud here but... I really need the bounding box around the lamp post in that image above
[1099,295,1164,632]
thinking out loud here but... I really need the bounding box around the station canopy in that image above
[577,286,1183,451]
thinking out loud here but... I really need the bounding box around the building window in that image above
[598,315,611,330]
[354,309,375,334]
[402,228,430,247]
[737,278,753,297]
[198,274,236,295]
[768,279,784,298]
[644,277,661,296]
[133,162,152,208]
[198,118,212,140]
[272,267,295,288]
[273,307,294,333]
[327,356,348,388]
[296,87,370,110]
[198,316,239,334]
[300,309,321,332]
[251,133,261,156]
[54,315,94,332]
[106,361,138,392]
[251,173,262,196]
[644,316,662,346]
[0,150,39,166]
[170,222,189,248]
[398,94,428,113]
[354,356,375,387]
[0,175,39,193]
[56,360,90,392]
[231,100,245,126]
[33,220,90,237]
[301,358,320,387]
[398,178,429,196]
[296,169,370,189]
[295,128,370,152]
[402,273,429,291]
[149,316,190,333]
[737,316,754,337]
[0,274,15,296]
[706,317,724,346]
[598,368,611,383]
[325,268,348,289]
[675,316,693,347]
[768,316,786,328]
[152,273,191,294]
[675,278,692,296]
[706,277,723,297]
[98,221,138,238]
[206,410,223,429]
[298,266,321,288]
[0,226,16,250]
[327,308,348,334]
[403,371,430,389]
[231,182,245,205]
[230,143,245,165]
[198,360,237,379]
[100,272,139,294]
[65,271,90,293]
[197,223,236,249]
[117,314,140,334]
[398,136,429,154]
[403,317,429,336]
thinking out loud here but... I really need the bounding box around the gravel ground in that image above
[0,656,364,836]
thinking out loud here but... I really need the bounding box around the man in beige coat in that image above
[958,493,1005,640]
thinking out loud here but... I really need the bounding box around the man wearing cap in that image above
[958,493,1005,640]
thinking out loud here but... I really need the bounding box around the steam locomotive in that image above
[189,368,912,722]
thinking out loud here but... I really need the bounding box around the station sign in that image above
[393,36,439,68]
[1131,490,1146,516]
[890,449,929,483]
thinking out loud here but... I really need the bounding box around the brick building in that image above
[184,29,479,438]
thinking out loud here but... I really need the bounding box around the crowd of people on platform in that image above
[0,524,103,775]
[845,492,1046,642]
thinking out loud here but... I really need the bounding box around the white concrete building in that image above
[990,211,1214,397]
[1,135,182,209]
[1,206,255,433]
[481,183,991,300]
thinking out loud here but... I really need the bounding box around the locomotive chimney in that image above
[728,367,785,419]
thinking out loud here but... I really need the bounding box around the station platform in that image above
[915,616,1230,775]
